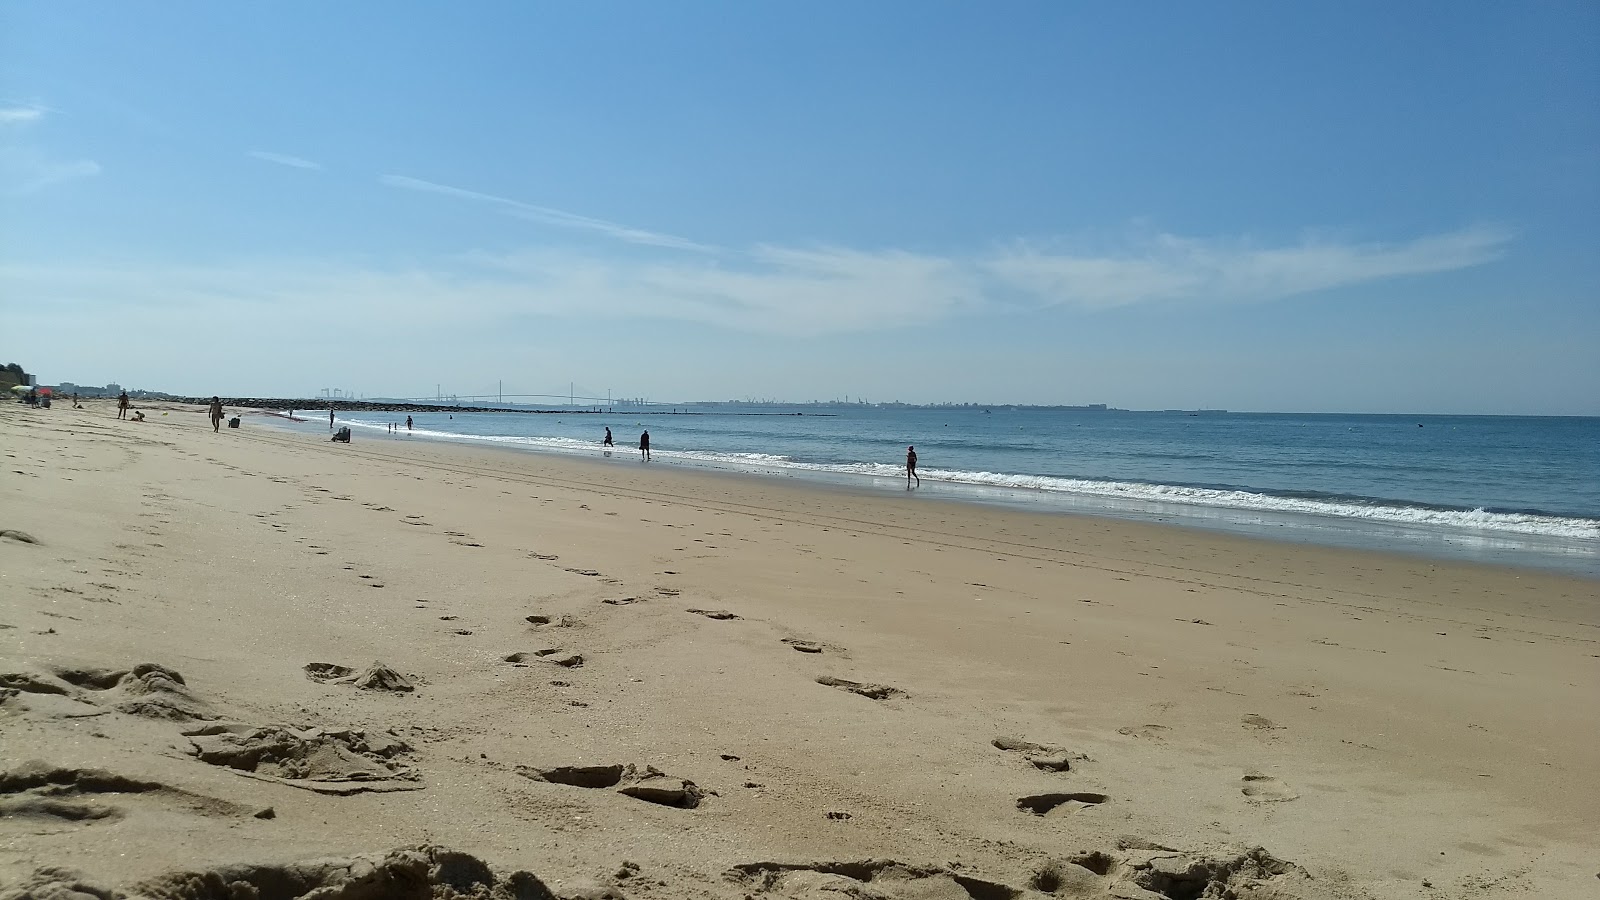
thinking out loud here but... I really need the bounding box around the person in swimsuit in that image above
[208,396,225,432]
[603,427,613,447]
[906,445,919,488]
[639,430,651,461]
[117,391,130,420]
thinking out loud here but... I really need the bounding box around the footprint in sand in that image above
[0,761,248,824]
[516,763,702,808]
[1117,724,1171,741]
[686,608,741,620]
[602,597,645,606]
[1015,792,1108,815]
[525,614,579,628]
[1241,714,1283,731]
[564,567,602,577]
[815,676,905,701]
[504,649,583,668]
[781,638,845,655]
[1241,773,1298,803]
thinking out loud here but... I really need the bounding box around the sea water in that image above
[297,407,1599,578]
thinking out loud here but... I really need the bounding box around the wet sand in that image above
[2,401,1596,899]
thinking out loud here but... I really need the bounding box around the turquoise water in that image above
[293,407,1600,577]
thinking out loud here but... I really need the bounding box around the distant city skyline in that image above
[2,2,1596,415]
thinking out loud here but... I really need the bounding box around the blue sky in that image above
[2,2,1596,413]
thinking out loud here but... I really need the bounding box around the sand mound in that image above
[10,663,215,721]
[0,845,558,900]
[184,724,421,795]
[352,663,414,692]
[302,662,414,692]
[729,846,1311,900]
[990,736,1083,772]
[1024,845,1310,899]
[729,859,1021,900]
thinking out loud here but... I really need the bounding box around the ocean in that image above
[290,407,1600,578]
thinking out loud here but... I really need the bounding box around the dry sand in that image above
[1,401,1596,899]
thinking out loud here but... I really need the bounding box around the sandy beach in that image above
[2,402,1596,899]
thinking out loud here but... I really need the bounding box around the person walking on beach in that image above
[208,396,225,432]
[906,445,919,489]
[639,430,651,462]
[603,427,613,448]
[117,391,130,420]
[406,415,413,431]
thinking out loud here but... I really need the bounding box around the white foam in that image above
[337,419,1600,542]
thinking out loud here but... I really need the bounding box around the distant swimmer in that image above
[639,429,651,462]
[906,445,919,489]
[117,391,130,420]
[603,427,613,447]
[406,415,413,431]
[208,396,225,432]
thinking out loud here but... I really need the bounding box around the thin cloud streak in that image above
[0,105,45,125]
[380,174,715,253]
[985,226,1512,310]
[248,150,322,170]
[0,149,101,194]
[1,225,1509,338]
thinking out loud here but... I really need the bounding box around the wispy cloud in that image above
[0,225,1508,338]
[0,148,101,194]
[248,150,322,170]
[0,105,45,126]
[380,174,715,253]
[984,226,1512,310]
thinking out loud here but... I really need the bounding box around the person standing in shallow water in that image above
[208,396,225,432]
[906,445,919,489]
[639,429,651,461]
[603,427,613,448]
[406,415,413,432]
[329,409,335,430]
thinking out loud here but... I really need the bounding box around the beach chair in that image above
[331,426,352,443]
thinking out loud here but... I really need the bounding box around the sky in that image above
[1,2,1596,414]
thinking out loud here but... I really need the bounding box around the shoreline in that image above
[5,400,1597,899]
[275,407,1600,579]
